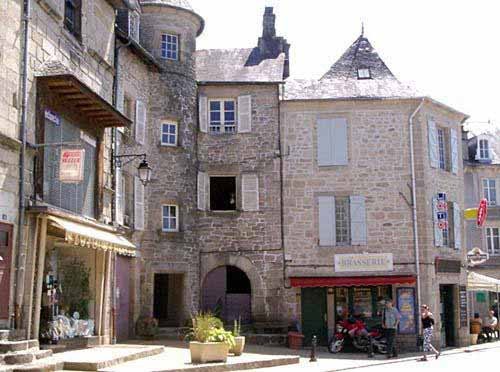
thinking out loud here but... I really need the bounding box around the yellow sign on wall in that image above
[463,208,478,220]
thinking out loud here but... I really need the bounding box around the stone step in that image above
[0,341,29,354]
[11,357,64,372]
[0,330,10,342]
[3,352,35,365]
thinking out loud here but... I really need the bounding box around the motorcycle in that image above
[328,317,388,354]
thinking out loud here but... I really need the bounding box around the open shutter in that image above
[135,100,146,144]
[237,95,252,133]
[318,196,336,246]
[350,195,367,245]
[134,176,144,230]
[428,119,439,168]
[453,202,461,250]
[432,197,443,247]
[317,118,347,166]
[199,95,208,133]
[115,135,124,225]
[450,129,459,174]
[242,173,259,211]
[197,171,208,210]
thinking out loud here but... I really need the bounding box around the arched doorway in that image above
[202,266,251,323]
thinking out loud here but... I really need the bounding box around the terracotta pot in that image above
[229,336,245,356]
[189,341,229,363]
[288,331,304,350]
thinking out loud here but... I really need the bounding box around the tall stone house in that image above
[280,35,469,348]
[464,125,500,315]
[0,0,472,353]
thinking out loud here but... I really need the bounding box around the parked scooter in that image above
[328,317,387,354]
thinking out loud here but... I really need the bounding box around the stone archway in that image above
[201,255,265,323]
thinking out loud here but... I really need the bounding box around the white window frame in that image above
[162,204,178,232]
[486,227,500,255]
[161,121,178,146]
[335,197,350,245]
[161,33,179,60]
[483,179,497,206]
[479,139,490,159]
[437,127,447,170]
[357,68,371,79]
[209,99,236,134]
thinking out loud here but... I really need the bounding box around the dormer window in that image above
[161,34,179,60]
[478,139,490,159]
[357,68,371,79]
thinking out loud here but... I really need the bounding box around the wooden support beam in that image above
[32,217,47,339]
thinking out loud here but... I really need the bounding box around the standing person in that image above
[483,310,498,341]
[382,298,400,359]
[419,305,440,361]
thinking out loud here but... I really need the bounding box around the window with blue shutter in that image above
[318,196,336,246]
[450,129,459,174]
[317,118,348,166]
[350,196,367,245]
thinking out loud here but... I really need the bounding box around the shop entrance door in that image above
[0,223,13,320]
[115,256,130,340]
[439,284,456,347]
[301,287,327,346]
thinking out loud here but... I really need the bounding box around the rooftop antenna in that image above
[361,21,365,37]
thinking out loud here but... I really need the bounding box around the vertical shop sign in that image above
[397,287,416,334]
[459,286,467,328]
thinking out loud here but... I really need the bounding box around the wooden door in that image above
[301,287,328,345]
[0,223,13,319]
[115,255,130,340]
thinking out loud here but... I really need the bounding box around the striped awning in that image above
[48,215,136,257]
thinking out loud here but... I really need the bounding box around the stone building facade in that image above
[280,35,468,349]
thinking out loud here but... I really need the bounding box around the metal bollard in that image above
[310,335,318,362]
[367,335,374,358]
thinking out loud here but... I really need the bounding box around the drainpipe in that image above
[409,98,425,338]
[14,0,31,331]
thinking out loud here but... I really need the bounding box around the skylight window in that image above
[357,68,371,79]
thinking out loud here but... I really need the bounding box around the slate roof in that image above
[284,35,419,100]
[196,48,286,83]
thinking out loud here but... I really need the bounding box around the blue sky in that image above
[191,0,500,131]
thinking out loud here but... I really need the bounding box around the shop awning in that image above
[48,216,136,257]
[467,271,500,292]
[290,275,416,288]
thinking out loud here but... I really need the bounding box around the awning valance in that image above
[290,275,416,288]
[467,271,500,292]
[48,216,136,257]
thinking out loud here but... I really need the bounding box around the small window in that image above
[161,34,178,60]
[162,205,178,232]
[483,179,497,206]
[479,139,490,159]
[441,201,455,247]
[64,0,82,39]
[486,228,500,255]
[209,100,236,134]
[210,177,236,211]
[335,197,350,245]
[357,68,371,79]
[161,122,177,146]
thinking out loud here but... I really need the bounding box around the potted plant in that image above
[229,317,245,356]
[136,316,159,339]
[186,313,235,363]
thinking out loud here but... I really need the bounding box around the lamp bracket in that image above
[113,153,147,168]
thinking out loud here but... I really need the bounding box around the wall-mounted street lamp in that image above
[114,153,152,186]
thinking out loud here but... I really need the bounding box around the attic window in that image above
[357,68,371,79]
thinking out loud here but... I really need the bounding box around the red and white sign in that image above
[437,220,449,230]
[477,198,488,227]
[59,149,85,183]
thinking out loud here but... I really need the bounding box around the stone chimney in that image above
[257,7,290,79]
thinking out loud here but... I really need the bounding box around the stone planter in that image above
[287,332,304,350]
[189,341,229,363]
[470,333,478,345]
[229,336,245,356]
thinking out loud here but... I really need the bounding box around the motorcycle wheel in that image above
[375,342,388,354]
[328,338,344,354]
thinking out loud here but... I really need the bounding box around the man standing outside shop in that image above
[382,299,401,358]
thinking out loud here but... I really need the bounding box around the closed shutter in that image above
[318,196,336,246]
[242,173,259,211]
[134,176,144,230]
[237,95,252,133]
[197,171,208,210]
[432,197,443,247]
[350,195,367,245]
[199,95,208,133]
[453,202,461,250]
[135,100,146,144]
[317,118,348,166]
[428,119,439,168]
[450,129,459,174]
[116,86,125,134]
[115,135,124,225]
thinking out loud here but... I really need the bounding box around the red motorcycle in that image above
[328,317,387,354]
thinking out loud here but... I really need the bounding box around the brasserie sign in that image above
[334,253,393,273]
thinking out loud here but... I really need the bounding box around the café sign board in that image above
[467,247,489,267]
[59,149,85,183]
[334,253,393,273]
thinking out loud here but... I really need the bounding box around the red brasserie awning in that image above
[290,275,416,288]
